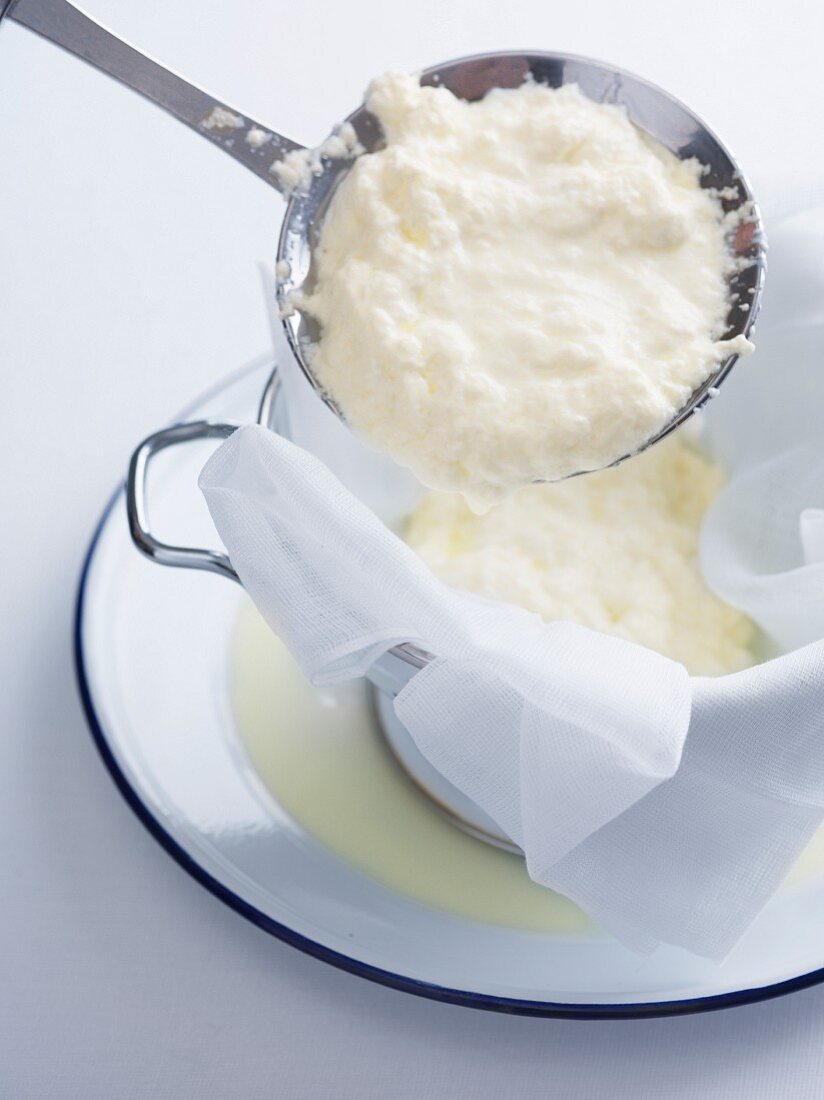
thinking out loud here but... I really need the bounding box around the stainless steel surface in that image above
[127,419,240,581]
[6,0,303,192]
[127,369,284,584]
[256,365,284,430]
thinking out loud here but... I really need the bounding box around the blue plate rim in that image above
[73,368,824,1021]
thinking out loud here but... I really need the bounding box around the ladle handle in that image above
[5,0,304,193]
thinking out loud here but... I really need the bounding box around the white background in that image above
[3,0,824,1096]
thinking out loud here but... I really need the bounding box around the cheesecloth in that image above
[199,206,824,959]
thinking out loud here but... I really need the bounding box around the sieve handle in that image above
[127,421,240,582]
[4,0,305,193]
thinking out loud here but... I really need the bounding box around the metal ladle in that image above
[4,0,767,849]
[5,0,765,477]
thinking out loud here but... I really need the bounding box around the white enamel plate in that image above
[76,362,824,1019]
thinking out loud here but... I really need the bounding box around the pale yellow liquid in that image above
[231,603,591,934]
[230,603,824,933]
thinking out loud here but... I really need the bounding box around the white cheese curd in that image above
[297,72,751,510]
[245,126,271,148]
[404,435,755,676]
[201,106,244,131]
[272,123,363,194]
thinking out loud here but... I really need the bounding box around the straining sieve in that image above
[7,0,767,845]
[6,0,765,478]
[127,366,515,850]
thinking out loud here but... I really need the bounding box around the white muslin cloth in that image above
[199,207,824,959]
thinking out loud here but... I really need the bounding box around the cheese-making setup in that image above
[107,43,761,852]
[30,0,824,1019]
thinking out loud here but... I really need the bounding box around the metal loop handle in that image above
[127,420,240,582]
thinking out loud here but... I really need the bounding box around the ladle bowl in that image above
[278,51,765,465]
[6,1,766,472]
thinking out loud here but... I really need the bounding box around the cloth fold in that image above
[201,425,691,876]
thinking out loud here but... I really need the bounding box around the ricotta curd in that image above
[297,72,751,509]
[404,435,755,676]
